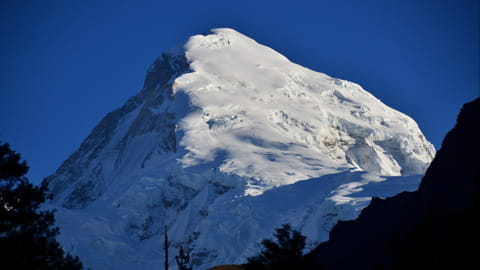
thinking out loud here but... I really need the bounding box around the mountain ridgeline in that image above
[46,28,435,269]
[307,98,480,269]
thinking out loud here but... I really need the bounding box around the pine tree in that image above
[0,142,84,269]
[175,246,192,270]
[244,224,306,270]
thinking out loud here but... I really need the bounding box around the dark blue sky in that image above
[1,0,478,184]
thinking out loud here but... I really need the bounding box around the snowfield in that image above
[47,28,435,270]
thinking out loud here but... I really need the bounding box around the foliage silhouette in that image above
[244,224,306,270]
[0,142,84,269]
[176,246,192,270]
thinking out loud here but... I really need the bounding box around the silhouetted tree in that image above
[175,246,192,270]
[0,142,84,269]
[244,224,306,270]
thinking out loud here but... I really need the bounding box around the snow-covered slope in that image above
[47,28,435,269]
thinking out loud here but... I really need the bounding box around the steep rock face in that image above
[46,28,435,269]
[307,98,480,269]
[49,52,188,209]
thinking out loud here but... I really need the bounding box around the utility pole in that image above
[164,225,169,270]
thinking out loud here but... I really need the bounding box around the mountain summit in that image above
[47,28,435,269]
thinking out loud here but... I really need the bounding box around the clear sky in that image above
[1,0,478,184]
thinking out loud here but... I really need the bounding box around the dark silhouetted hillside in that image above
[306,98,480,270]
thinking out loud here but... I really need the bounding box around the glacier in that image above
[46,28,435,269]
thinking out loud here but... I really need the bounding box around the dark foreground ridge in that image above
[306,98,480,269]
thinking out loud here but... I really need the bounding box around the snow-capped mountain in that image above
[47,28,435,269]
